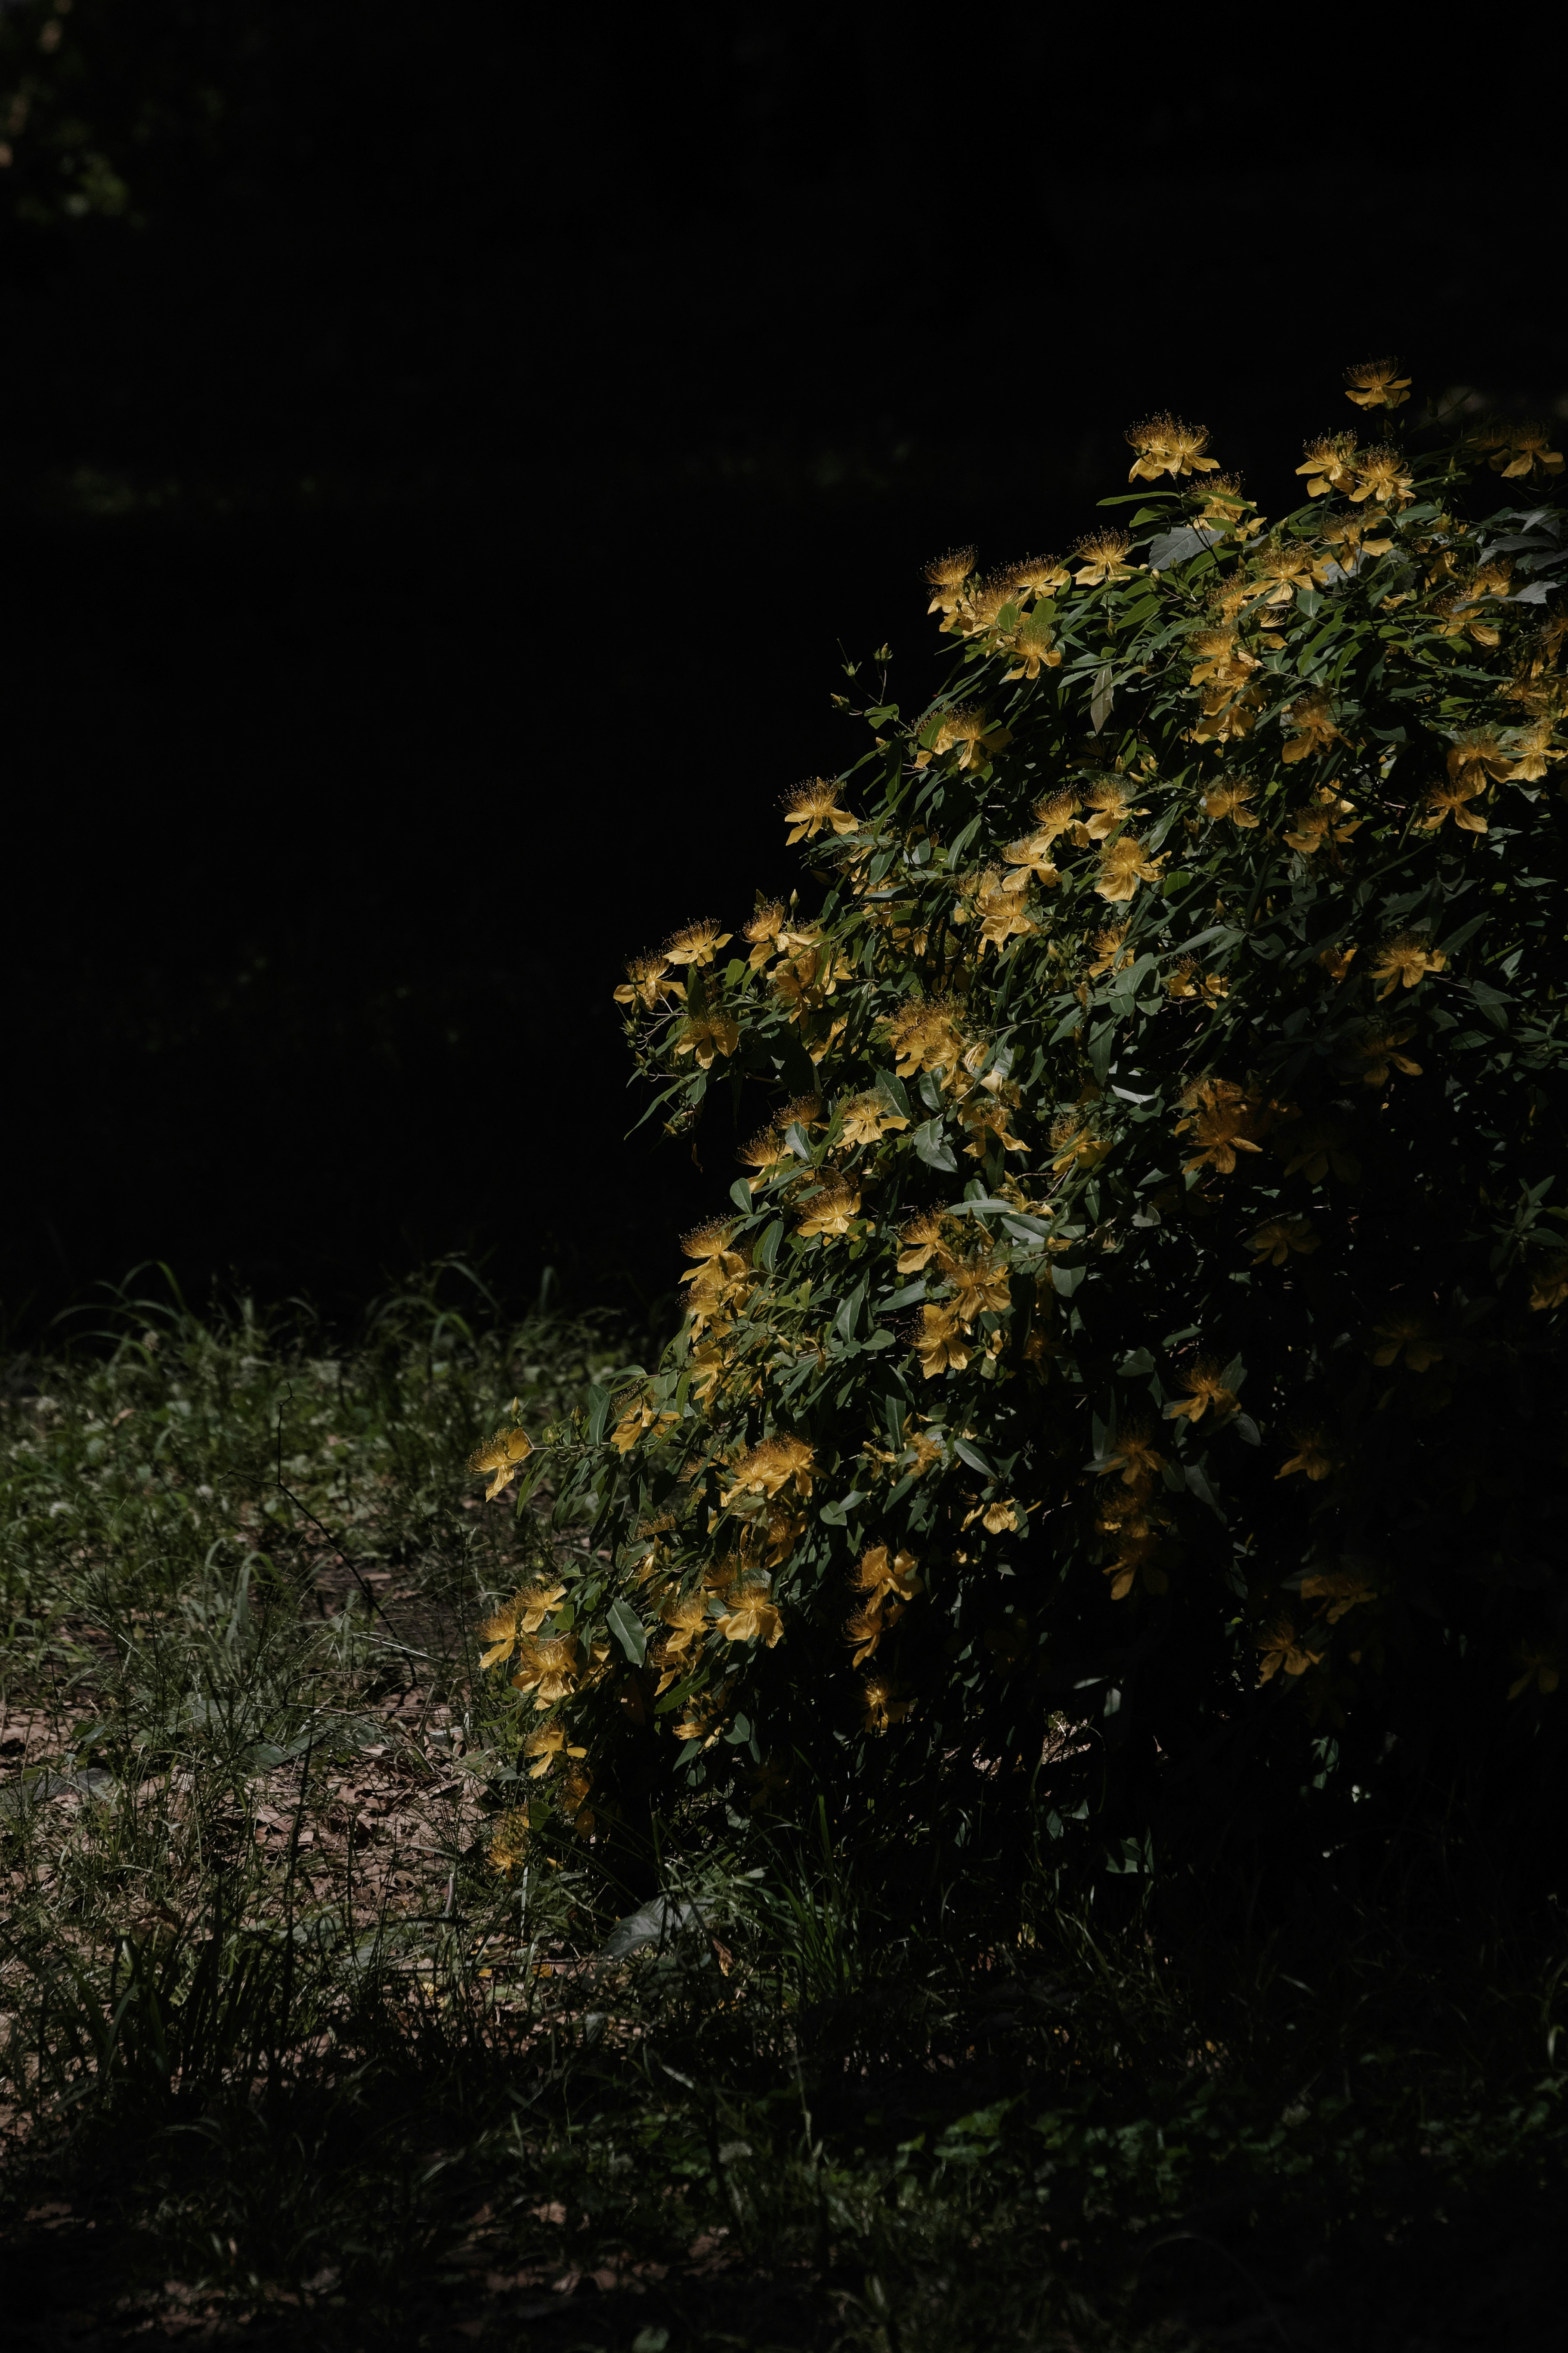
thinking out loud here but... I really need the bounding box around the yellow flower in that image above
[837,1091,909,1151]
[1257,1622,1324,1683]
[1189,680,1263,745]
[653,1592,710,1691]
[963,1495,1025,1535]
[1165,1357,1239,1425]
[665,917,733,968]
[1275,1118,1360,1185]
[795,1173,862,1240]
[1281,689,1347,764]
[882,997,965,1078]
[1247,540,1327,607]
[468,1424,533,1503]
[861,1671,912,1735]
[784,778,858,842]
[1295,432,1358,495]
[1487,422,1564,480]
[1320,511,1392,562]
[1343,356,1410,411]
[906,1426,945,1477]
[1195,473,1259,533]
[1284,788,1363,853]
[914,705,1012,771]
[1030,787,1080,844]
[1188,627,1258,694]
[1447,728,1512,787]
[558,1762,595,1837]
[772,941,843,1028]
[1508,1646,1561,1701]
[1094,833,1165,903]
[1049,1115,1111,1174]
[1125,412,1221,481]
[1418,779,1487,834]
[675,1010,740,1069]
[1202,776,1260,827]
[844,1597,886,1667]
[1000,829,1062,893]
[949,572,1017,638]
[1175,1076,1263,1175]
[720,1434,815,1507]
[743,899,787,968]
[854,1543,922,1604]
[971,869,1038,955]
[957,1088,1029,1162]
[523,1722,588,1778]
[1300,1569,1376,1624]
[1528,1252,1568,1312]
[718,1584,784,1648]
[1276,1430,1337,1482]
[844,1544,921,1664]
[613,951,680,1010]
[1098,1419,1165,1487]
[1003,612,1063,679]
[1369,931,1446,998]
[681,1216,737,1265]
[683,1261,752,1344]
[896,1208,949,1274]
[1104,1535,1167,1602]
[923,544,977,617]
[672,1690,729,1747]
[1087,923,1132,979]
[1353,1018,1422,1088]
[1506,716,1563,782]
[737,1122,788,1191]
[477,1578,567,1670]
[1249,1216,1319,1267]
[1002,553,1072,597]
[915,1302,971,1378]
[1468,555,1516,605]
[1081,776,1142,839]
[1072,528,1136,587]
[610,1394,680,1452]
[1349,446,1414,506]
[942,1246,1011,1329]
[511,1633,583,1709]
[1166,957,1227,1007]
[1431,589,1499,650]
[1370,1314,1442,1371]
[487,1809,532,1876]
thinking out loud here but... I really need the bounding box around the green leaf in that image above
[607,1599,647,1667]
[875,1067,914,1122]
[1468,981,1512,1032]
[1148,525,1222,572]
[913,1117,958,1172]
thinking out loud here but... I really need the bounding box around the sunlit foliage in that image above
[478,368,1568,1866]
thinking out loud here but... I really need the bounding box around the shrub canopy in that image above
[476,373,1568,1875]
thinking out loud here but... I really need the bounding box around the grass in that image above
[1,1266,1564,2350]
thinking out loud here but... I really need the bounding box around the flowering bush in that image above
[474,368,1568,1871]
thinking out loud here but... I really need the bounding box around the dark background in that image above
[0,3,1561,1337]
